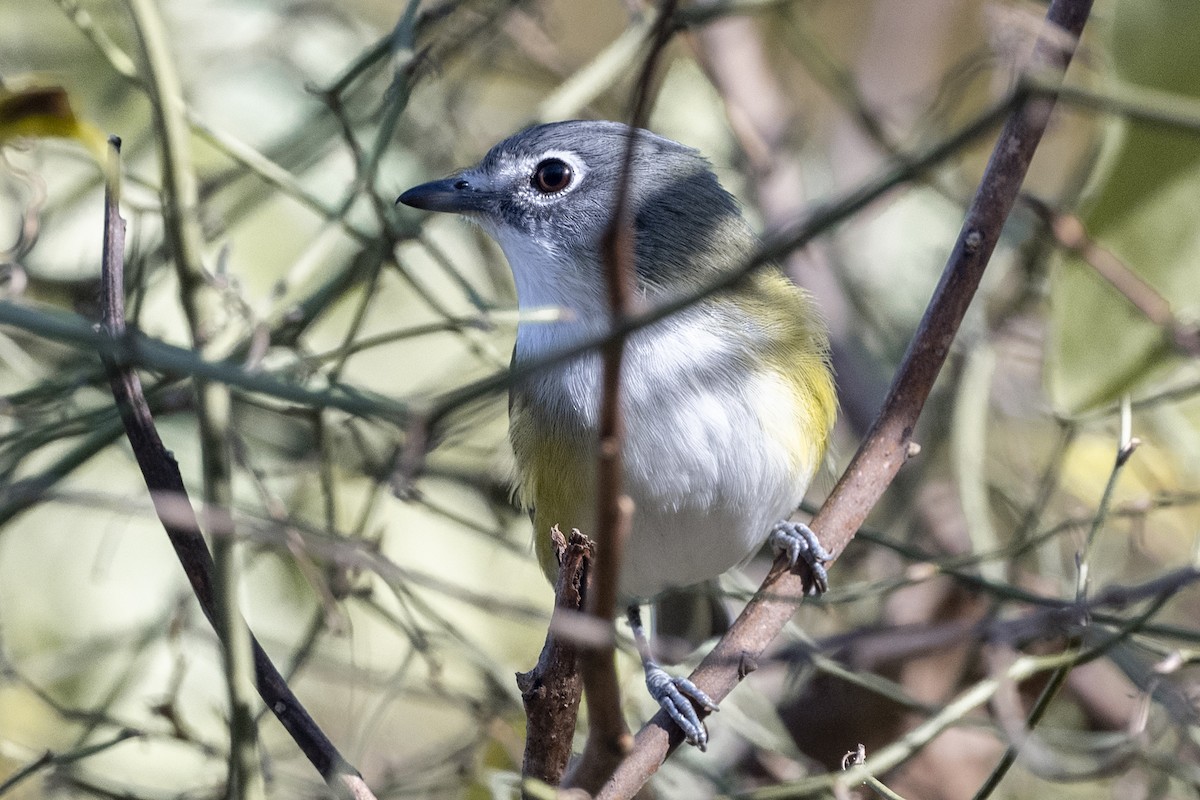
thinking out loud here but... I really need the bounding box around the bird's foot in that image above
[644,664,719,750]
[769,520,831,596]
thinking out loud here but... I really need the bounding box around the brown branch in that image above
[1026,197,1200,358]
[563,1,680,793]
[598,0,1096,796]
[518,528,592,790]
[96,137,377,800]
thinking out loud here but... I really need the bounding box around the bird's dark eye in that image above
[531,159,573,194]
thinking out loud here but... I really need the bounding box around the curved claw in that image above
[645,665,719,750]
[769,521,831,596]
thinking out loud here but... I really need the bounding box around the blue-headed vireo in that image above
[398,121,836,749]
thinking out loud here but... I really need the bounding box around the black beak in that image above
[396,175,490,213]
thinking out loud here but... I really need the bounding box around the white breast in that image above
[512,300,815,601]
[615,321,813,600]
[494,228,818,600]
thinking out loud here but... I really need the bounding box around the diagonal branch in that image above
[97,137,378,800]
[598,0,1096,796]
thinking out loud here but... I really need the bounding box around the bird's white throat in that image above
[489,221,612,360]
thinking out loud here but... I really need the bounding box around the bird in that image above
[397,120,836,749]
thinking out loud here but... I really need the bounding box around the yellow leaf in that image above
[0,83,109,166]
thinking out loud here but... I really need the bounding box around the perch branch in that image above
[598,1,1096,796]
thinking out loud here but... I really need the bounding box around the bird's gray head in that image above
[398,121,755,306]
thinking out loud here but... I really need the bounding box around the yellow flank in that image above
[510,415,595,582]
[513,267,836,585]
[738,269,838,472]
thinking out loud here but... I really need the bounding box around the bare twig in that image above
[973,575,1184,795]
[971,645,1077,800]
[518,528,593,791]
[745,649,1079,800]
[1027,198,1200,357]
[0,728,142,796]
[742,571,1184,800]
[1076,398,1140,603]
[973,399,1139,799]
[97,137,377,799]
[124,0,262,788]
[1024,73,1200,137]
[597,1,1095,796]
[565,1,681,791]
[0,300,410,420]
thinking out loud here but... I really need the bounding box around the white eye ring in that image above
[526,150,586,199]
[532,159,572,193]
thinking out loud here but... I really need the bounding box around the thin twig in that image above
[745,576,1181,800]
[970,647,1074,800]
[1025,72,1200,136]
[0,300,410,420]
[1027,198,1200,357]
[0,728,142,796]
[52,0,500,397]
[975,572,1184,793]
[597,1,1095,796]
[97,137,377,799]
[973,399,1139,798]
[1076,397,1139,603]
[123,0,264,788]
[564,1,680,791]
[742,649,1078,800]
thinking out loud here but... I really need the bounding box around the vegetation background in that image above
[0,0,1198,797]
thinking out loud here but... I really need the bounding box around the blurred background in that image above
[1,0,1199,797]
